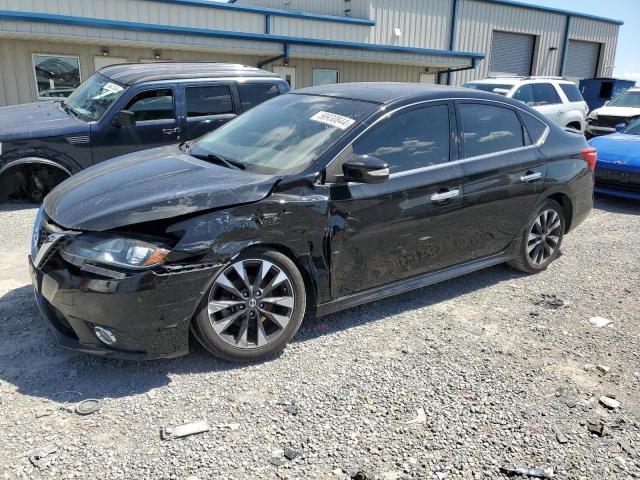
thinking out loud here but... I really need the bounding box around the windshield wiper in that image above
[59,100,79,118]
[192,152,245,170]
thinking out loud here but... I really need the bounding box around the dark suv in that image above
[30,83,595,362]
[0,63,289,202]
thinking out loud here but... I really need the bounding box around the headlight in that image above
[587,111,598,120]
[61,233,170,269]
[31,206,44,258]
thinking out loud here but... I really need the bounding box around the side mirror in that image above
[342,155,389,184]
[615,123,626,133]
[113,110,136,127]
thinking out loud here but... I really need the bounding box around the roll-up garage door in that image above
[565,40,600,80]
[489,31,535,76]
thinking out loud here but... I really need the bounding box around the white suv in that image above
[464,77,589,132]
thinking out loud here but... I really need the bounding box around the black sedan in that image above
[30,83,595,362]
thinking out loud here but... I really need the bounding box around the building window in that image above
[32,54,81,99]
[313,69,339,86]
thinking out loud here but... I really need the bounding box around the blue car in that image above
[589,118,640,200]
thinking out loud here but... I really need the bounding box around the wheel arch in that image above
[235,242,319,312]
[545,192,573,233]
[0,157,72,202]
[0,157,72,177]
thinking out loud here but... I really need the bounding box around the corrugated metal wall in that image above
[266,56,436,87]
[451,0,565,85]
[235,0,370,18]
[0,38,263,106]
[569,17,618,77]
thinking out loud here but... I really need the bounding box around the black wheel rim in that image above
[207,259,295,349]
[527,209,562,265]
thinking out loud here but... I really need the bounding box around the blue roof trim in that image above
[477,0,623,26]
[146,0,375,26]
[0,10,485,60]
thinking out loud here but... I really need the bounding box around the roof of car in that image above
[98,62,281,85]
[466,77,574,85]
[293,82,517,105]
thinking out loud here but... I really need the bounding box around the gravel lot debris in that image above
[1,197,639,479]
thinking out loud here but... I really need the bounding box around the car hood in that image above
[44,145,280,231]
[0,101,87,141]
[590,133,640,168]
[592,106,640,119]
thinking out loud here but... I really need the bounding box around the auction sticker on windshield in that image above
[310,111,356,130]
[103,82,124,94]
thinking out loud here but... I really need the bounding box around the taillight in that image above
[581,147,597,171]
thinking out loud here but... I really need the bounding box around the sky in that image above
[524,0,639,82]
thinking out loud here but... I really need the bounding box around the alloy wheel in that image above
[207,258,295,349]
[527,209,562,265]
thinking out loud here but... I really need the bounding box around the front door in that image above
[329,102,465,298]
[455,101,546,260]
[91,86,180,163]
[273,66,296,90]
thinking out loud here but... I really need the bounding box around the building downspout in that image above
[559,15,572,77]
[447,0,460,85]
[438,57,477,85]
[257,43,290,69]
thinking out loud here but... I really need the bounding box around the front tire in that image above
[192,248,306,362]
[508,199,565,274]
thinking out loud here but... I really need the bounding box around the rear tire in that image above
[192,248,306,362]
[508,199,565,274]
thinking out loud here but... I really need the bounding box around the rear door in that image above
[91,85,180,163]
[329,102,465,298]
[531,83,564,126]
[455,101,547,260]
[180,82,238,141]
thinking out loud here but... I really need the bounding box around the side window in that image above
[185,85,233,117]
[353,105,450,174]
[460,103,525,158]
[125,89,174,121]
[521,112,549,144]
[237,83,280,111]
[512,85,534,105]
[532,83,561,106]
[559,83,584,103]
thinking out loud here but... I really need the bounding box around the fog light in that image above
[94,326,116,346]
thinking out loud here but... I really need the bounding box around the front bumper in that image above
[595,165,640,200]
[29,254,220,360]
[586,125,615,137]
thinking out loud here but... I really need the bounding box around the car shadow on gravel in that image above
[1,262,525,402]
[295,263,526,342]
[594,194,640,215]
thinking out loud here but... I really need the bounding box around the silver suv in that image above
[464,77,589,132]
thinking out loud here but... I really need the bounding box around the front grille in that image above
[594,115,637,129]
[33,214,67,268]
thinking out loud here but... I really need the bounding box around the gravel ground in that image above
[0,197,638,480]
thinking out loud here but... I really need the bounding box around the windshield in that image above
[623,117,640,135]
[463,83,514,96]
[608,91,640,108]
[190,94,378,175]
[65,73,127,121]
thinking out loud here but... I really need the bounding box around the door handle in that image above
[162,127,181,134]
[430,189,460,202]
[520,172,542,183]
[557,110,564,115]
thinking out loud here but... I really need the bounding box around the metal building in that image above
[0,0,622,106]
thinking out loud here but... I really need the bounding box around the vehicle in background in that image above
[0,63,289,203]
[464,76,588,132]
[579,77,636,112]
[589,117,640,200]
[30,83,595,362]
[586,88,640,138]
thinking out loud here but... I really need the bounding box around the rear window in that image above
[560,83,584,103]
[237,83,280,111]
[463,83,513,96]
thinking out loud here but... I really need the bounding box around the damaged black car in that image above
[29,83,594,361]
